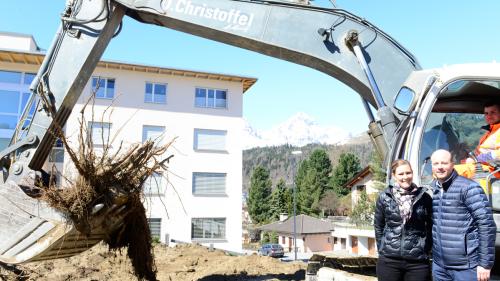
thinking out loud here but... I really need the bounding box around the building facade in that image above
[328,166,382,256]
[0,32,256,252]
[331,222,376,256]
[344,166,382,207]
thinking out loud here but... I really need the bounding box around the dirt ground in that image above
[0,243,375,281]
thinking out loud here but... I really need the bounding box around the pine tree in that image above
[369,151,386,182]
[296,149,332,216]
[308,149,332,189]
[330,152,361,197]
[248,166,272,224]
[295,157,310,214]
[269,179,291,220]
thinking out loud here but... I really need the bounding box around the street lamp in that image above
[291,150,302,261]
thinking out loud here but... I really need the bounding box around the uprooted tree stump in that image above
[37,99,174,281]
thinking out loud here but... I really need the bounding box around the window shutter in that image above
[148,218,161,238]
[194,129,226,151]
[193,173,226,195]
[191,218,226,239]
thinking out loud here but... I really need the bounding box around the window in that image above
[0,90,20,114]
[194,129,226,151]
[145,82,167,104]
[143,172,165,196]
[49,138,65,163]
[91,77,115,99]
[0,114,17,130]
[419,111,483,184]
[195,88,227,109]
[0,138,9,151]
[88,122,111,146]
[0,71,36,151]
[191,218,226,240]
[0,70,22,84]
[355,185,365,191]
[20,92,32,114]
[19,92,37,127]
[148,218,161,239]
[192,172,226,196]
[142,125,165,143]
[24,73,36,85]
[415,79,500,184]
[49,171,62,187]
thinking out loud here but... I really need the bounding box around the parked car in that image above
[259,243,284,258]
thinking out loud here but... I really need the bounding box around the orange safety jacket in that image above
[476,123,500,178]
[455,123,500,180]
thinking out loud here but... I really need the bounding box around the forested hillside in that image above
[242,135,374,193]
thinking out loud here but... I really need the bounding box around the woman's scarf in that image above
[392,183,419,224]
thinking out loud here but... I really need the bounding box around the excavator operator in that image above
[465,101,500,178]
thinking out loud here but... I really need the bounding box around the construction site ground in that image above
[0,243,377,281]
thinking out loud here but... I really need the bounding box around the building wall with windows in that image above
[344,167,382,208]
[331,224,376,256]
[0,67,36,149]
[0,32,256,252]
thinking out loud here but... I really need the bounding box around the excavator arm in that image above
[0,0,420,263]
[121,0,420,105]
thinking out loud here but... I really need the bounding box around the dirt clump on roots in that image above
[34,100,174,281]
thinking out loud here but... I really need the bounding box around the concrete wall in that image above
[331,225,376,255]
[278,235,305,253]
[278,234,332,253]
[357,236,369,255]
[303,234,333,252]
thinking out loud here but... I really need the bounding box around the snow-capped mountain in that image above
[242,112,352,149]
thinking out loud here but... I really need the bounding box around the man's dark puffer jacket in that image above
[432,170,496,270]
[374,185,433,261]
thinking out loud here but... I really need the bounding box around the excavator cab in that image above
[390,68,500,252]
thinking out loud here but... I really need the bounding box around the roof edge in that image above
[0,48,257,93]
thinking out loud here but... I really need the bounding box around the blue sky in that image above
[1,0,500,135]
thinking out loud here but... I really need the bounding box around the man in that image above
[431,149,496,281]
[469,102,500,173]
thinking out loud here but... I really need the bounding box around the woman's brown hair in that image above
[391,159,412,175]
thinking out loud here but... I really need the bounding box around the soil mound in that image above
[0,243,306,281]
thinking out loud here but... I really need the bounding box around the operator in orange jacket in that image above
[467,101,500,177]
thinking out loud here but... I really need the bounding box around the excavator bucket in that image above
[0,181,127,264]
[0,1,127,263]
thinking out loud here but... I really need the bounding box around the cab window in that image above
[419,79,500,184]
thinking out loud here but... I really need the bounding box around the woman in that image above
[374,159,432,281]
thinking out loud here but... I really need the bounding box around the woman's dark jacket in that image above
[374,185,433,260]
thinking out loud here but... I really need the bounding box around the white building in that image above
[330,222,376,256]
[329,166,381,256]
[0,32,256,252]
